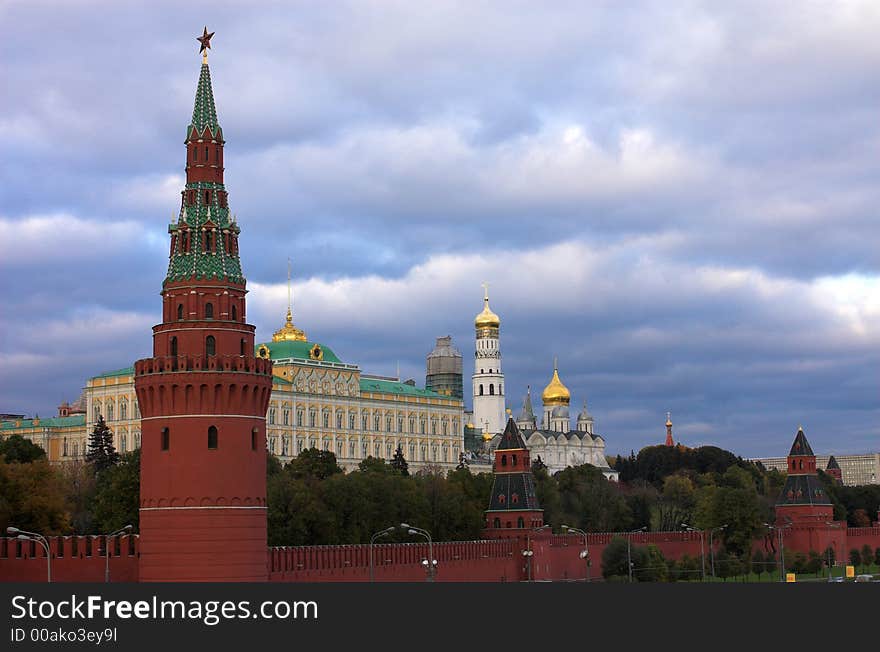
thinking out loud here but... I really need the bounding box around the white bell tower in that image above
[472,283,506,435]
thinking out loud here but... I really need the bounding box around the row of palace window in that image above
[173,302,239,322]
[268,435,458,462]
[62,432,141,457]
[158,426,259,452]
[477,383,501,395]
[268,407,458,435]
[93,402,139,422]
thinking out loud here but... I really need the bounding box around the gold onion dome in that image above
[542,361,571,406]
[475,284,500,329]
[272,308,307,342]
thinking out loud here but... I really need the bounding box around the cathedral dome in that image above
[542,363,570,406]
[474,297,500,329]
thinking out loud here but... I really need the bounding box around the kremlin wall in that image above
[2,35,879,584]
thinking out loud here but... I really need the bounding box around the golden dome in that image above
[542,361,570,406]
[474,284,500,329]
[272,308,308,342]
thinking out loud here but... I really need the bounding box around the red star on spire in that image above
[197,26,215,54]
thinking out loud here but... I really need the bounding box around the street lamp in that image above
[369,526,396,583]
[562,525,590,582]
[708,525,727,579]
[764,522,791,582]
[401,523,436,582]
[825,521,841,582]
[104,525,133,583]
[7,526,51,582]
[681,523,705,581]
[626,526,647,583]
[522,548,534,582]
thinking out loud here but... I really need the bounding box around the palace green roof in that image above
[256,341,343,364]
[359,378,449,399]
[92,366,135,380]
[1,414,86,430]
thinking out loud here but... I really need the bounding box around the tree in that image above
[85,416,120,473]
[823,546,836,569]
[751,549,765,578]
[641,544,668,582]
[849,549,861,567]
[92,449,140,532]
[390,445,409,476]
[59,461,97,534]
[861,544,874,568]
[657,474,695,531]
[806,550,823,575]
[0,457,69,535]
[0,435,47,463]
[286,447,342,481]
[601,536,632,580]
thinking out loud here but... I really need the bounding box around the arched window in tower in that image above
[240,339,246,355]
[231,304,237,321]
[170,337,178,357]
[161,428,169,450]
[512,454,517,467]
[517,517,525,528]
[63,438,68,457]
[493,517,501,529]
[177,304,184,320]
[799,460,803,470]
[207,425,218,449]
[204,147,209,164]
[501,454,507,467]
[479,385,484,396]
[489,384,494,395]
[251,428,258,451]
[194,146,197,162]
[205,335,216,357]
[205,303,214,319]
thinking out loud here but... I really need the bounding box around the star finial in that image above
[197,27,215,60]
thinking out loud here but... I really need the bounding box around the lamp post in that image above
[401,523,436,582]
[681,523,705,581]
[562,525,590,582]
[104,525,133,583]
[764,522,790,582]
[626,526,647,583]
[522,546,534,582]
[824,521,840,582]
[369,526,396,583]
[708,525,727,579]
[7,526,51,582]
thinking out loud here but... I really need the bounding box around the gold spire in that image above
[541,357,571,406]
[474,281,501,329]
[272,258,308,342]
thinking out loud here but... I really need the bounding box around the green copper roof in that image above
[189,62,219,138]
[165,60,244,286]
[359,378,450,399]
[92,366,135,380]
[255,340,343,364]
[1,414,86,430]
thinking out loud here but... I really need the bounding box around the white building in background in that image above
[472,287,617,480]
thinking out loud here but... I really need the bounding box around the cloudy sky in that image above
[2,1,878,457]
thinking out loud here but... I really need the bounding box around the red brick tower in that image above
[484,418,543,537]
[825,455,842,483]
[775,427,833,525]
[134,34,273,581]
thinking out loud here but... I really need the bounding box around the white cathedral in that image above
[472,287,619,480]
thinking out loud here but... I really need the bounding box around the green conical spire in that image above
[165,57,243,287]
[188,62,220,139]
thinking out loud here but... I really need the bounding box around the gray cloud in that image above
[1,0,878,457]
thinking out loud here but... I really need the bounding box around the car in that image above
[854,574,873,582]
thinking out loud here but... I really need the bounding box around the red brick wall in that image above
[0,535,139,582]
